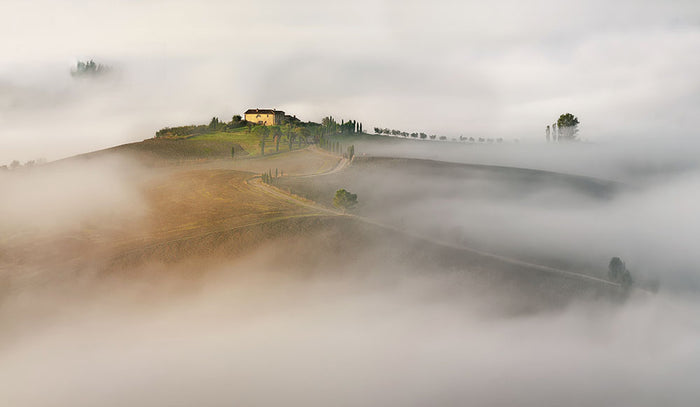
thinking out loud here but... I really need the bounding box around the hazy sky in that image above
[1,0,700,162]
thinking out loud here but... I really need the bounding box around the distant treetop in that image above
[556,113,580,141]
[71,60,111,78]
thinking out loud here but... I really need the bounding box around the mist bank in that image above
[279,153,700,291]
[1,147,698,406]
[351,137,700,185]
[1,238,698,407]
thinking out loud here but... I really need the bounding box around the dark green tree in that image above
[71,59,111,77]
[298,127,310,148]
[288,130,297,151]
[270,126,283,152]
[608,257,633,287]
[556,113,580,141]
[333,189,358,211]
[208,117,220,130]
[253,126,270,155]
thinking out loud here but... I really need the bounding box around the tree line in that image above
[319,138,355,159]
[374,128,436,139]
[1,158,47,171]
[156,115,251,138]
[321,116,364,135]
[71,60,111,78]
[373,127,507,143]
[260,168,283,185]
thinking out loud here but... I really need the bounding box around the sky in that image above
[1,0,699,163]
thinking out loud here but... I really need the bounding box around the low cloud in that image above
[1,252,699,407]
[0,156,147,236]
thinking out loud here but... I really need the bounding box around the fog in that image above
[285,139,700,290]
[0,156,148,236]
[1,244,700,407]
[3,148,700,405]
[3,0,700,405]
[352,138,700,184]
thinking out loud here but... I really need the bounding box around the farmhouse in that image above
[244,109,285,126]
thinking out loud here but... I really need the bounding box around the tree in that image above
[288,130,297,151]
[556,113,579,141]
[71,59,111,77]
[253,126,270,155]
[333,189,357,210]
[298,127,310,148]
[309,125,322,144]
[270,125,283,152]
[208,117,220,130]
[608,257,632,287]
[227,115,247,130]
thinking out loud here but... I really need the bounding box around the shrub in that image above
[333,189,358,210]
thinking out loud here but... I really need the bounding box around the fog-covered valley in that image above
[3,0,700,405]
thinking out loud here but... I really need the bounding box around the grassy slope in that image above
[189,127,299,157]
[69,127,311,167]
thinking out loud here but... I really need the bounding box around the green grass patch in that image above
[189,128,297,157]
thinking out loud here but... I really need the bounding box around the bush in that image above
[333,189,358,210]
[155,125,209,138]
